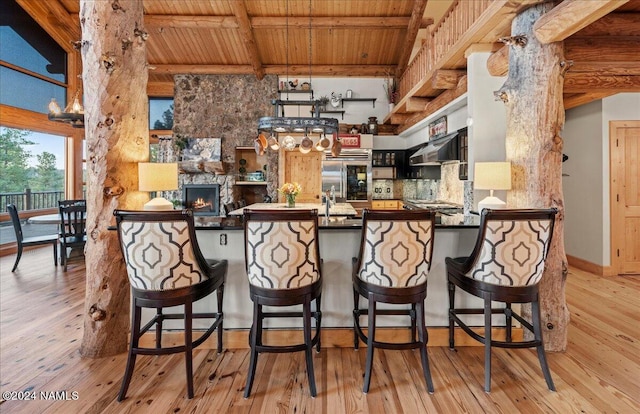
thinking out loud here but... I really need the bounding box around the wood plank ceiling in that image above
[28,0,640,127]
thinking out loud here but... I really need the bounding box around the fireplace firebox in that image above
[183,184,220,216]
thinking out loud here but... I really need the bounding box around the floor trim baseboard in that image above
[567,254,607,276]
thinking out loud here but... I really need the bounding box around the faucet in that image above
[325,190,331,219]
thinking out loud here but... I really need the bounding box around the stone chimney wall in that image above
[167,74,279,211]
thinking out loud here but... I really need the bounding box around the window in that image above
[0,0,67,113]
[149,98,174,130]
[0,127,66,244]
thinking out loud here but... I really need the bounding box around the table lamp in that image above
[138,162,178,211]
[474,161,511,211]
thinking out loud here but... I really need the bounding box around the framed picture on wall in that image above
[428,116,447,139]
[182,138,222,161]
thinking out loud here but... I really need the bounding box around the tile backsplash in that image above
[373,161,473,208]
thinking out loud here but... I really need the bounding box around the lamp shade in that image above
[138,162,178,210]
[138,162,178,192]
[474,162,511,211]
[474,162,512,190]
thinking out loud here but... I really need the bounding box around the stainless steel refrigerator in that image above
[321,149,372,205]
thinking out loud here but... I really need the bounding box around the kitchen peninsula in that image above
[227,202,357,217]
[172,206,486,347]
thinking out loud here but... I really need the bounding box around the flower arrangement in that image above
[278,182,301,196]
[278,182,302,207]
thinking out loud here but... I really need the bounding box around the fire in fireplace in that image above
[183,184,220,216]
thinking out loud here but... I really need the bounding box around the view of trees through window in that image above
[0,127,65,212]
[150,99,174,130]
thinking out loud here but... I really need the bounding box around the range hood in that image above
[409,131,459,166]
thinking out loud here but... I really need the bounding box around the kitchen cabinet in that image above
[371,200,404,210]
[372,150,406,179]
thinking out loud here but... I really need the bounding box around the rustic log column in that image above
[79,0,149,357]
[496,3,570,351]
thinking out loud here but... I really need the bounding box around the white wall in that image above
[600,93,640,264]
[466,52,507,180]
[563,92,640,266]
[563,101,604,264]
[278,77,391,125]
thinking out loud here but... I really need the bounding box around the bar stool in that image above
[242,209,322,397]
[352,209,437,393]
[114,209,226,401]
[446,208,557,392]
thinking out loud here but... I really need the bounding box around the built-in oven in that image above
[322,149,372,204]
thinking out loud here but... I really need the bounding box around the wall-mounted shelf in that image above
[341,98,376,108]
[314,110,345,120]
[278,89,314,97]
[236,181,268,186]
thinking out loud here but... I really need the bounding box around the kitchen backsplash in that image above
[373,161,473,209]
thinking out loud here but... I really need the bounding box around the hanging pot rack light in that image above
[256,0,339,153]
[48,89,85,128]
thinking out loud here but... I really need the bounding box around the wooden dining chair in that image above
[58,199,87,272]
[446,208,558,392]
[7,204,58,272]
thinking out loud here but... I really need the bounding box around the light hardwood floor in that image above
[1,248,639,413]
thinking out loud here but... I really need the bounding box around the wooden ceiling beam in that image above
[487,44,509,77]
[574,12,640,36]
[432,70,466,89]
[15,0,80,52]
[151,64,255,75]
[144,15,239,29]
[143,15,415,30]
[569,61,640,75]
[564,92,617,109]
[251,16,411,29]
[147,81,175,97]
[396,76,467,134]
[395,0,428,78]
[229,0,265,80]
[565,36,640,62]
[534,0,629,44]
[151,64,396,77]
[563,73,640,93]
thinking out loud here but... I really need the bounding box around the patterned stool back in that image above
[356,210,436,288]
[465,209,557,286]
[244,210,320,289]
[115,210,208,291]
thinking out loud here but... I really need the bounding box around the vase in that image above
[285,194,296,208]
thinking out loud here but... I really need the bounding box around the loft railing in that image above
[398,0,491,100]
[0,189,65,213]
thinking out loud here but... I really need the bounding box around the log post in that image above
[496,3,570,351]
[79,0,149,357]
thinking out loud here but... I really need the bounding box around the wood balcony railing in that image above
[398,0,491,102]
[0,189,65,215]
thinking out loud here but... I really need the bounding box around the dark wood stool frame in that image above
[243,209,323,398]
[446,208,557,393]
[114,210,226,401]
[352,209,436,394]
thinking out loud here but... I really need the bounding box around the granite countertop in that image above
[227,202,357,217]
[194,211,480,230]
